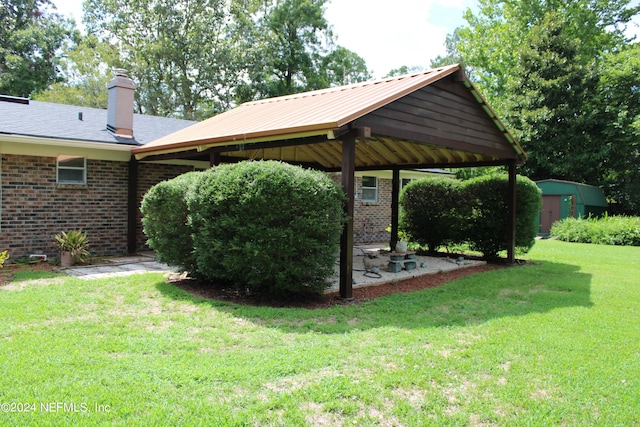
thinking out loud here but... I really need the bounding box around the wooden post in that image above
[340,135,356,299]
[390,168,400,252]
[507,161,516,264]
[210,152,220,168]
[127,156,138,254]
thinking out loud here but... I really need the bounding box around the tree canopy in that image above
[29,0,371,119]
[0,0,76,97]
[444,0,640,214]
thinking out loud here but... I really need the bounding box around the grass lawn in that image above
[0,239,638,426]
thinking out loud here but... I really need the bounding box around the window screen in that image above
[361,176,378,202]
[57,156,86,184]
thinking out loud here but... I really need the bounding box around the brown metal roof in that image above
[132,64,525,169]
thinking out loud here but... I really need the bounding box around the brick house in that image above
[0,72,201,260]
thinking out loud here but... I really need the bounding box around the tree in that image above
[312,46,371,88]
[0,0,76,97]
[33,35,122,108]
[596,43,640,214]
[447,0,639,114]
[506,12,603,184]
[83,0,244,119]
[236,0,372,101]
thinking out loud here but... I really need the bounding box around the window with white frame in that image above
[57,155,86,184]
[361,176,378,202]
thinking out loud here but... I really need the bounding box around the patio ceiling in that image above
[132,64,526,169]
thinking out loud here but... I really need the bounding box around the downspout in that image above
[507,160,517,264]
[390,168,400,251]
[127,156,138,254]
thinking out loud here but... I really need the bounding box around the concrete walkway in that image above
[62,247,485,291]
[63,252,175,280]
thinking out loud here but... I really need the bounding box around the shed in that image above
[132,64,527,298]
[536,179,608,234]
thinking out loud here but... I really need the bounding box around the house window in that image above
[401,178,414,190]
[57,155,86,184]
[361,176,378,202]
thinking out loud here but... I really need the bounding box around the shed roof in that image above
[536,179,608,207]
[132,64,526,170]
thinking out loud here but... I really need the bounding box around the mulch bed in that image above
[171,263,507,309]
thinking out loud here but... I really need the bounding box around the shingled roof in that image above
[0,98,195,147]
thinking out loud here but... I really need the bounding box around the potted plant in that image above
[54,230,90,267]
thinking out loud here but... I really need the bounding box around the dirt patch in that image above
[0,263,59,287]
[170,263,507,309]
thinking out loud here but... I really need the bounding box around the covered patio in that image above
[131,64,526,299]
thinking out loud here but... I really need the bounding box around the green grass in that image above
[0,240,638,426]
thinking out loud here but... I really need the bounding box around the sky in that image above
[50,0,474,78]
[51,0,639,79]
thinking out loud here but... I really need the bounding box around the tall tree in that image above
[448,0,639,114]
[0,0,76,97]
[83,0,244,119]
[33,35,122,108]
[236,0,371,101]
[596,43,640,213]
[505,12,602,183]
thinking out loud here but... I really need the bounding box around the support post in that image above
[210,152,220,168]
[127,156,138,254]
[340,135,356,299]
[507,161,517,264]
[390,168,400,252]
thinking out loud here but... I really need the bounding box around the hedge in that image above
[399,174,541,259]
[399,178,466,253]
[140,171,203,273]
[142,161,346,297]
[550,215,640,246]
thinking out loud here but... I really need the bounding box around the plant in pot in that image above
[54,230,90,267]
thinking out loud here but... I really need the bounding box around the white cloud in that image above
[324,0,473,77]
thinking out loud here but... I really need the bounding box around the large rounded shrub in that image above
[399,178,466,253]
[187,161,346,297]
[140,171,203,272]
[462,174,541,259]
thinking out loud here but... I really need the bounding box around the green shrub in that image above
[187,161,346,297]
[399,178,466,252]
[140,171,203,272]
[551,215,640,246]
[462,174,542,259]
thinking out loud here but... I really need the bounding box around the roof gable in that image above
[132,64,525,170]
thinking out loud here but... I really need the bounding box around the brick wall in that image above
[329,173,392,244]
[354,176,392,243]
[0,154,129,258]
[0,154,193,259]
[135,162,194,251]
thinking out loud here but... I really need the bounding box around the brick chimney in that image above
[107,69,136,137]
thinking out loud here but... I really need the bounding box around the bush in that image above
[399,178,466,253]
[186,161,346,297]
[462,174,542,259]
[141,171,203,272]
[551,215,640,246]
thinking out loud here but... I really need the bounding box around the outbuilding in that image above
[536,179,608,235]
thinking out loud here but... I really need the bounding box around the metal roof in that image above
[132,64,525,170]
